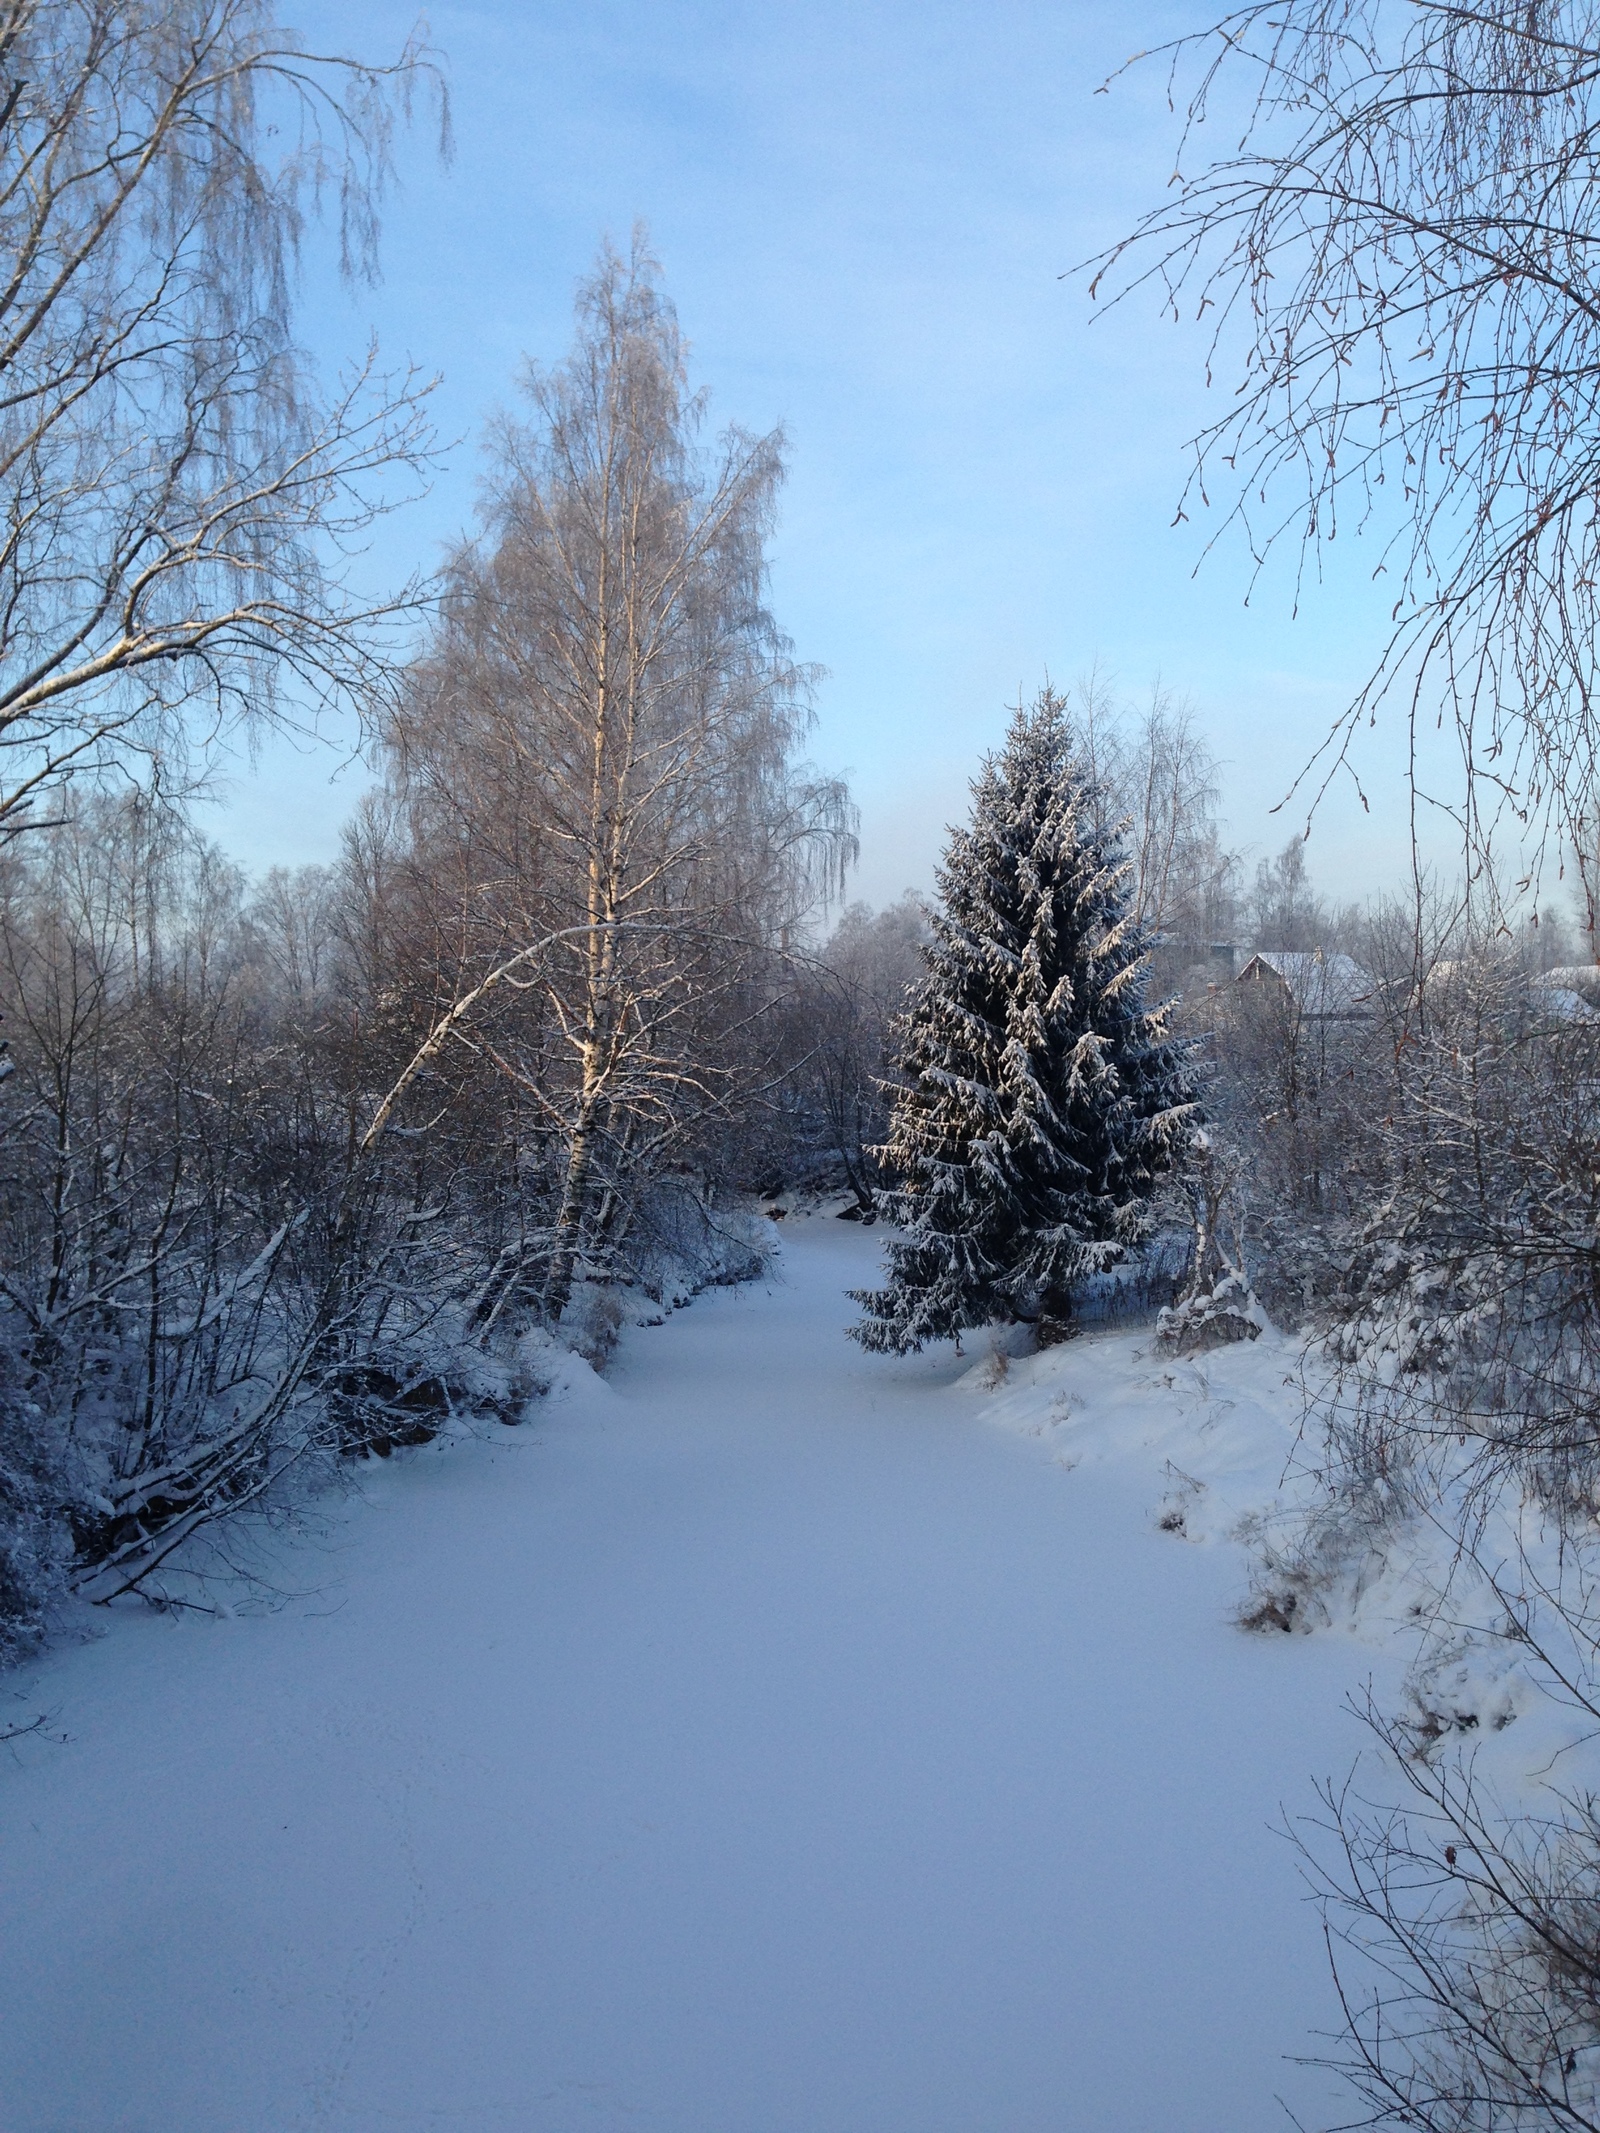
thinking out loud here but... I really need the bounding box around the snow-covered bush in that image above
[1315,964,1600,1522]
[1232,1403,1414,1638]
[0,766,808,1642]
[1154,1130,1263,1354]
[629,1190,772,1302]
[0,1348,77,1664]
[563,1284,626,1370]
[1155,1272,1264,1357]
[324,1310,528,1458]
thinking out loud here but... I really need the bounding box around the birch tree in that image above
[0,0,443,830]
[385,235,854,1321]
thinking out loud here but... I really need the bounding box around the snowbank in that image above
[961,1304,1597,1806]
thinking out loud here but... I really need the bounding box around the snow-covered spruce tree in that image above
[850,688,1196,1354]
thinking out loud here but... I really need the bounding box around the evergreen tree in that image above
[850,689,1196,1354]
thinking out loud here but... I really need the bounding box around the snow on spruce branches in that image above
[851,688,1197,1354]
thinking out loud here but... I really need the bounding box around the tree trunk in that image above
[545,1100,600,1323]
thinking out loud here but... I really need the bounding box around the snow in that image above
[0,1221,1399,2133]
[971,1300,1600,1798]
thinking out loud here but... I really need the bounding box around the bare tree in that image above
[1065,673,1240,971]
[790,895,929,1209]
[0,0,444,831]
[0,221,854,1643]
[0,788,558,1613]
[1091,2,1600,936]
[1249,837,1329,951]
[1304,1693,1600,2132]
[385,234,854,1322]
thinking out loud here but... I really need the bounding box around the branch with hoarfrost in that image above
[1299,1695,1600,2131]
[1090,1,1600,931]
[0,0,447,830]
[69,915,781,1601]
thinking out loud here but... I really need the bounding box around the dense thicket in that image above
[0,234,855,1650]
[0,0,450,1651]
[767,895,930,1210]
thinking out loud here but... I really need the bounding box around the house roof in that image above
[1415,961,1598,1023]
[1534,984,1597,1023]
[1237,949,1375,1016]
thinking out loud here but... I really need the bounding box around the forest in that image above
[11,4,1600,2131]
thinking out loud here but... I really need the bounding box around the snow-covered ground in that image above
[2,1220,1403,2133]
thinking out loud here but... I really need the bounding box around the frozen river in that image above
[1,1220,1365,2132]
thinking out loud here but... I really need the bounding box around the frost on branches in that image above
[850,688,1197,1355]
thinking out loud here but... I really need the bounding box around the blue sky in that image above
[199,0,1434,913]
